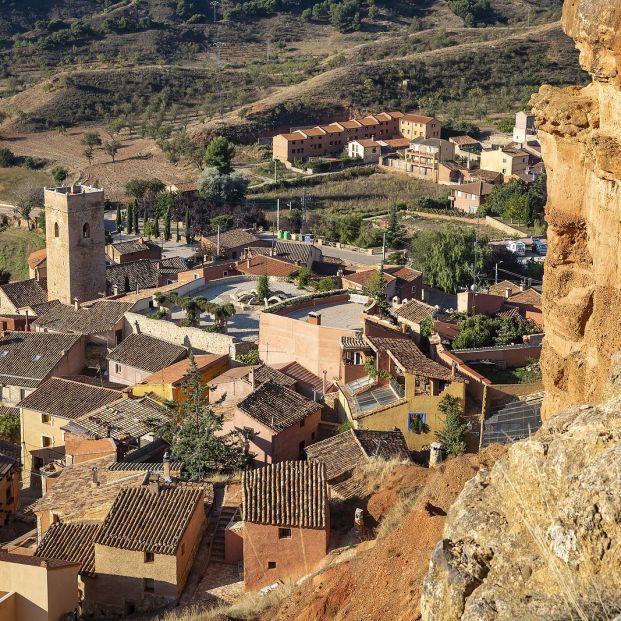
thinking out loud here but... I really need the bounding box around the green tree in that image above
[0,410,19,443]
[387,251,406,265]
[205,302,236,333]
[0,148,16,167]
[36,210,46,233]
[368,3,379,20]
[256,274,270,302]
[363,266,390,317]
[126,179,166,201]
[452,314,499,349]
[436,394,467,458]
[158,356,248,479]
[496,117,514,133]
[410,226,490,294]
[155,292,209,327]
[184,206,191,243]
[127,202,134,234]
[385,203,406,248]
[104,139,121,162]
[81,131,102,149]
[503,193,529,223]
[133,201,139,234]
[164,206,172,241]
[494,316,538,346]
[83,146,94,165]
[51,166,68,185]
[204,136,235,174]
[316,277,337,292]
[198,168,248,205]
[115,204,122,232]
[329,0,361,32]
[237,349,260,365]
[210,214,234,232]
[296,266,312,287]
[338,214,362,244]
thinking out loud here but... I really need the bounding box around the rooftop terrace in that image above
[284,300,366,330]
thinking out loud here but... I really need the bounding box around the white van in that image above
[507,240,526,256]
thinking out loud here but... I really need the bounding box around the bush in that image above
[0,148,16,167]
[496,117,515,133]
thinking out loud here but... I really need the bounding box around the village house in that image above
[347,139,382,164]
[235,254,300,279]
[105,257,188,295]
[336,332,466,451]
[246,241,322,270]
[107,333,188,386]
[227,380,322,466]
[450,180,495,214]
[27,249,48,282]
[106,238,162,265]
[513,111,537,145]
[131,354,229,402]
[241,461,329,590]
[18,377,122,485]
[341,265,423,303]
[480,145,530,180]
[0,331,85,406]
[209,364,296,404]
[201,228,268,261]
[449,135,482,167]
[393,299,437,340]
[0,439,20,527]
[0,551,80,621]
[0,279,48,317]
[61,395,170,465]
[399,113,441,140]
[305,428,409,499]
[270,361,330,399]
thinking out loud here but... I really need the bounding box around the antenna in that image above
[210,0,220,22]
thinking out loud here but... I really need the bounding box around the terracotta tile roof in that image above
[27,249,48,269]
[36,522,100,576]
[301,127,326,137]
[469,169,503,183]
[0,331,82,388]
[108,333,187,372]
[31,300,61,316]
[202,228,260,250]
[210,364,295,389]
[0,279,47,309]
[496,306,522,320]
[340,120,362,129]
[386,265,422,282]
[395,299,435,324]
[365,336,461,382]
[63,396,169,441]
[342,268,395,288]
[449,135,481,146]
[0,439,19,478]
[354,139,381,147]
[237,380,321,432]
[306,429,410,481]
[380,138,411,148]
[107,461,183,473]
[454,181,495,197]
[487,280,517,296]
[272,361,324,394]
[106,260,159,293]
[242,461,327,528]
[32,300,133,334]
[400,114,435,124]
[95,484,203,554]
[279,131,306,141]
[109,240,159,255]
[141,354,228,386]
[0,551,80,570]
[340,336,369,351]
[19,378,121,420]
[28,455,146,518]
[320,124,345,134]
[508,288,542,305]
[359,116,380,126]
[237,255,299,278]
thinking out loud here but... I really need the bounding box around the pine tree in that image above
[157,356,249,480]
[127,202,134,234]
[153,214,160,238]
[436,394,468,458]
[164,206,172,241]
[256,274,270,302]
[363,264,390,317]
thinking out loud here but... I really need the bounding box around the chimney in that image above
[505,287,511,299]
[249,367,256,391]
[451,361,456,379]
[139,237,144,244]
[429,442,443,468]
[308,312,321,326]
[73,297,80,311]
[270,246,275,257]
[162,451,171,481]
[322,369,327,396]
[70,184,77,194]
[247,258,251,269]
[520,282,526,292]
[112,285,119,296]
[91,466,99,488]
[148,475,160,495]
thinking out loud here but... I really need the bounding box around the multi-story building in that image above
[399,138,456,182]
[512,111,537,144]
[273,111,441,164]
[480,145,530,180]
[450,180,495,214]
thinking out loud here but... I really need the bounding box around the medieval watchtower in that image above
[44,184,107,304]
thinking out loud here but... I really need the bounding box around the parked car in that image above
[507,240,526,256]
[532,238,548,255]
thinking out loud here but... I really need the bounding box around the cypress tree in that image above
[184,206,191,244]
[133,200,139,235]
[127,202,134,234]
[154,214,160,238]
[164,206,172,241]
[115,204,122,232]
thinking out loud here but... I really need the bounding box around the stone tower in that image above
[44,184,107,304]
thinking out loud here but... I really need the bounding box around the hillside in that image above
[0,228,45,281]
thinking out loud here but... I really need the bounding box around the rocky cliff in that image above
[533,0,621,418]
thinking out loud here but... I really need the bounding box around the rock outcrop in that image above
[420,353,621,620]
[533,0,621,417]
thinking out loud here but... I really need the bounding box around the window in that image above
[144,578,155,593]
[19,389,26,401]
[353,352,362,365]
[82,223,90,238]
[267,561,277,569]
[52,513,60,524]
[278,528,292,539]
[42,435,52,448]
[41,413,50,424]
[54,223,59,238]
[144,551,154,563]
[299,418,305,428]
[115,363,121,374]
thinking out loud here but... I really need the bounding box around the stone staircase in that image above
[210,505,239,563]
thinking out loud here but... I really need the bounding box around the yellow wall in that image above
[0,558,79,621]
[20,408,69,481]
[340,375,466,451]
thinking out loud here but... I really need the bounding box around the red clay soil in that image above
[261,446,507,621]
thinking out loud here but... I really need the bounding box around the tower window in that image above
[83,223,90,238]
[54,223,59,238]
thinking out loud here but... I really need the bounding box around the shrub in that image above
[0,148,16,167]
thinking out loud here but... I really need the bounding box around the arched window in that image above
[82,223,90,239]
[54,222,59,238]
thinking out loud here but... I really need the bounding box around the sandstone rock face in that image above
[420,393,621,620]
[533,1,621,418]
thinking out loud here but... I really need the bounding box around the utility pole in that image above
[210,0,220,23]
[216,224,220,256]
[213,41,226,120]
[382,232,386,261]
[276,198,280,234]
[274,160,277,182]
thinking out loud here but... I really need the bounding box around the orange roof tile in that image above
[340,120,362,129]
[359,116,380,126]
[236,255,299,278]
[301,127,326,137]
[400,114,435,124]
[27,249,47,269]
[141,354,229,386]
